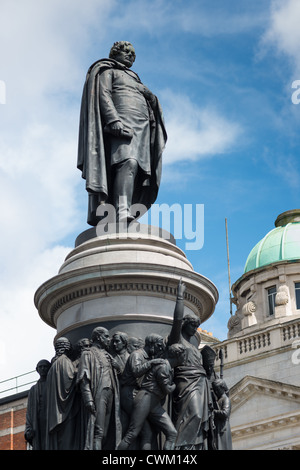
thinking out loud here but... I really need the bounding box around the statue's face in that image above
[112,335,125,352]
[98,329,111,349]
[113,43,136,68]
[153,339,165,357]
[183,319,199,336]
[36,362,50,378]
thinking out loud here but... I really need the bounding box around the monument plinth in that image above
[34,226,218,344]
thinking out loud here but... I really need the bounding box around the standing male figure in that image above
[25,359,51,450]
[46,338,81,450]
[76,326,121,450]
[77,41,167,225]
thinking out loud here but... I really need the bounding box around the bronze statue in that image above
[26,287,232,451]
[45,338,81,450]
[24,359,51,449]
[118,333,167,449]
[76,327,122,450]
[77,41,167,225]
[168,280,214,450]
[111,331,130,375]
[212,379,233,450]
[118,342,185,451]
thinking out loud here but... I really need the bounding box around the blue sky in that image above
[0,0,300,382]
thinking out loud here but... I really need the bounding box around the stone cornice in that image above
[231,410,300,442]
[35,262,218,329]
[230,375,300,411]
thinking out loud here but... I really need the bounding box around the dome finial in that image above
[275,209,300,227]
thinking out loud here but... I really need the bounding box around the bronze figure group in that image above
[25,280,232,450]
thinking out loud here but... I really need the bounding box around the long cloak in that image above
[45,355,80,450]
[76,346,122,450]
[171,337,213,449]
[25,380,48,449]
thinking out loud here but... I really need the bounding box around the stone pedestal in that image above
[34,225,218,344]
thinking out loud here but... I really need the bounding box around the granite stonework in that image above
[34,226,218,345]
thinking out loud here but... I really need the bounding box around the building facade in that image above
[218,209,300,449]
[0,392,28,450]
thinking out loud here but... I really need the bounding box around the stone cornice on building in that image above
[229,375,300,448]
[230,375,300,411]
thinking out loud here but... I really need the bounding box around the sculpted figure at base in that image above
[168,280,213,450]
[212,379,232,450]
[76,327,122,450]
[118,333,166,449]
[24,359,51,449]
[45,338,81,450]
[111,331,130,375]
[77,41,167,225]
[118,342,185,451]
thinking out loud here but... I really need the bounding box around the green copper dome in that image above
[244,210,300,274]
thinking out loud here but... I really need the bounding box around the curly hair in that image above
[109,41,136,61]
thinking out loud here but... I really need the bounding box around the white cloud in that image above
[261,0,300,74]
[0,245,71,383]
[0,0,116,383]
[110,0,267,37]
[162,91,241,165]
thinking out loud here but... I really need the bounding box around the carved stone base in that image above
[34,225,218,343]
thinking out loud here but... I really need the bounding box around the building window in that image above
[296,282,300,310]
[267,286,277,315]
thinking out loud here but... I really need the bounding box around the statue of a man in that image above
[24,359,51,449]
[77,41,167,225]
[212,379,232,450]
[118,342,185,451]
[76,326,122,450]
[45,337,81,450]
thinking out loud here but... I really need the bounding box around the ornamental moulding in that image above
[48,281,203,325]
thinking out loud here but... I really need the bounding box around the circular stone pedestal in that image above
[34,226,218,344]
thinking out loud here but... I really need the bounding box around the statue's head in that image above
[145,333,165,358]
[212,378,229,398]
[112,331,128,353]
[109,41,136,68]
[91,326,111,350]
[127,336,144,353]
[75,337,90,357]
[182,313,200,336]
[36,359,51,378]
[54,337,71,356]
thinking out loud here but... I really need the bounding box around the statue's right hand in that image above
[107,120,124,136]
[86,401,96,415]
